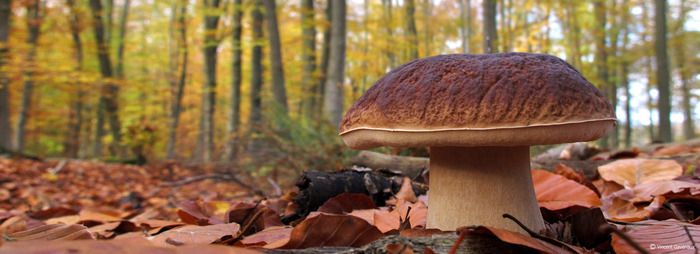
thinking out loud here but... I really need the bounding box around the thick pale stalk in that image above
[427,146,544,233]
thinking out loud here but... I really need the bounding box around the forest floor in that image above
[2,142,700,253]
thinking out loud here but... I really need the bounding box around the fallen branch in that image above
[350,151,428,179]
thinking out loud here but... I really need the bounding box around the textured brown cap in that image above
[340,53,616,149]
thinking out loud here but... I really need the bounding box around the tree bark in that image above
[199,0,221,162]
[404,0,418,60]
[594,0,611,149]
[315,0,332,121]
[223,0,242,161]
[0,0,12,151]
[65,0,85,158]
[655,0,672,142]
[459,0,471,53]
[248,0,264,153]
[381,0,396,68]
[322,0,346,127]
[89,0,122,158]
[673,0,694,140]
[166,0,188,160]
[482,0,497,53]
[300,0,316,119]
[114,0,130,79]
[263,0,288,115]
[15,0,42,152]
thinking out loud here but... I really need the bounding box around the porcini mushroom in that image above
[339,53,615,233]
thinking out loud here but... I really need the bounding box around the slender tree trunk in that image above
[263,0,288,115]
[0,0,12,151]
[199,0,221,162]
[422,0,431,56]
[620,0,632,147]
[316,0,332,120]
[301,0,316,119]
[322,0,346,126]
[115,0,130,79]
[594,0,612,148]
[673,0,694,140]
[655,0,672,142]
[360,0,369,96]
[248,0,264,153]
[641,1,656,142]
[381,0,396,68]
[166,0,188,160]
[89,0,122,157]
[65,0,85,158]
[15,0,41,152]
[482,0,497,53]
[404,0,418,60]
[224,0,242,160]
[459,0,470,53]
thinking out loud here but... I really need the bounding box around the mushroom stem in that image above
[427,146,544,233]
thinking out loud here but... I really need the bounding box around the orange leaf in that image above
[533,169,601,210]
[239,226,293,247]
[265,213,383,249]
[318,193,377,214]
[598,159,682,188]
[467,226,578,253]
[151,223,240,246]
[5,224,93,241]
[612,220,700,253]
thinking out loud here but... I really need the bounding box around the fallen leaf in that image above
[226,202,284,235]
[318,193,377,214]
[533,169,601,211]
[239,226,293,247]
[5,224,93,241]
[0,236,261,254]
[654,144,694,157]
[395,177,417,203]
[265,213,383,249]
[598,159,683,188]
[466,226,581,253]
[612,220,700,254]
[177,200,223,225]
[151,223,240,246]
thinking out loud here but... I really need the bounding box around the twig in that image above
[48,160,67,174]
[502,214,580,254]
[599,224,650,254]
[267,176,283,197]
[449,228,467,254]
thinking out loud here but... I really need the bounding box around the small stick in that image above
[502,214,580,254]
[599,224,650,254]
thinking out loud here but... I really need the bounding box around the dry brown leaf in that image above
[318,193,377,214]
[612,220,700,254]
[598,159,683,188]
[5,223,93,241]
[602,191,666,222]
[0,236,261,254]
[151,223,240,247]
[533,169,601,211]
[226,201,284,234]
[265,213,383,249]
[395,177,418,203]
[466,226,580,253]
[177,200,224,225]
[239,226,293,247]
[654,144,694,157]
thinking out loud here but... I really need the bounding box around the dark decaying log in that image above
[291,170,428,219]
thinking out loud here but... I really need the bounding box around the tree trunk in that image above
[89,0,122,157]
[594,0,611,149]
[65,0,85,158]
[322,0,346,127]
[482,0,497,53]
[0,0,12,151]
[166,0,188,160]
[620,1,632,147]
[199,0,221,162]
[673,0,694,140]
[114,0,130,79]
[655,0,672,142]
[459,0,471,53]
[301,0,316,119]
[381,0,395,68]
[263,0,288,115]
[422,0,431,57]
[248,0,264,153]
[404,0,418,61]
[641,1,656,142]
[15,0,41,152]
[223,0,242,160]
[314,0,332,121]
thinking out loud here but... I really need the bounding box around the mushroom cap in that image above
[340,53,616,149]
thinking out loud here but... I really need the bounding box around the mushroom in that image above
[338,53,615,233]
